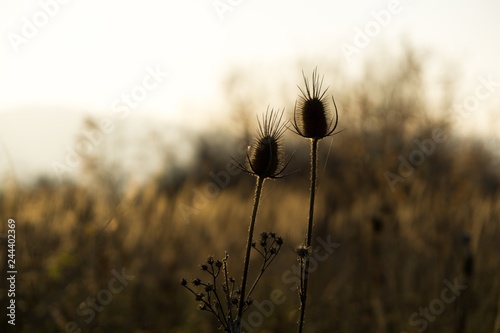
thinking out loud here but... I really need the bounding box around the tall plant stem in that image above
[236,176,264,332]
[298,138,318,333]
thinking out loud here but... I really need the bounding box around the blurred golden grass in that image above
[1,144,499,332]
[1,52,500,332]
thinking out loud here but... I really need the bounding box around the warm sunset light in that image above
[1,0,500,180]
[0,1,499,332]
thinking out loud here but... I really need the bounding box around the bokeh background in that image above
[1,0,500,332]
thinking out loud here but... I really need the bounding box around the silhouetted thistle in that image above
[293,68,340,333]
[235,108,290,179]
[234,108,289,331]
[293,68,339,140]
[182,109,288,332]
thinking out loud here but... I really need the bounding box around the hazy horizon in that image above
[1,0,500,185]
[2,2,500,332]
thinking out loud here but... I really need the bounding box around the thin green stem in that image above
[236,176,264,331]
[298,138,318,333]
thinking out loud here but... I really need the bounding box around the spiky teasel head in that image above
[235,108,290,179]
[293,68,339,140]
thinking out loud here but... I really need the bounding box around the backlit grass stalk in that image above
[297,138,318,333]
[292,68,339,333]
[236,175,263,329]
[233,108,290,331]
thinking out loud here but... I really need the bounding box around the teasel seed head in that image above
[293,68,339,140]
[234,108,291,179]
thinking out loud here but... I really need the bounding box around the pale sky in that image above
[1,0,499,182]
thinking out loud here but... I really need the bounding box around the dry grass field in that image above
[1,54,499,332]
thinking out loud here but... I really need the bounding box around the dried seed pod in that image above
[234,108,291,179]
[293,68,339,140]
[295,244,311,258]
